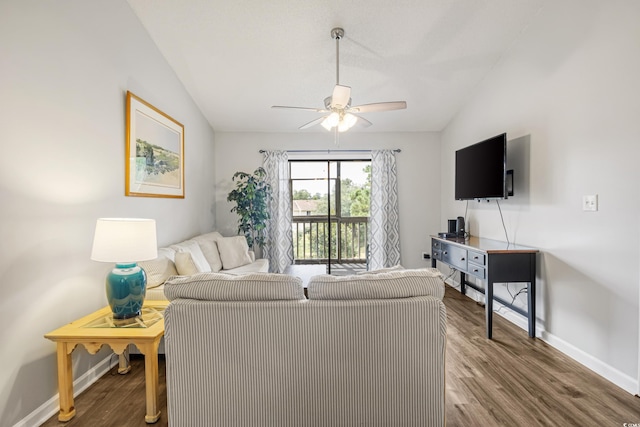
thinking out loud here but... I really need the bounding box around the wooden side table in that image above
[44,301,169,424]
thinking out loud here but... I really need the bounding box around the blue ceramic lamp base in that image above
[106,263,147,320]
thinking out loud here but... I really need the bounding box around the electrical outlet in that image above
[422,252,431,260]
[583,194,598,211]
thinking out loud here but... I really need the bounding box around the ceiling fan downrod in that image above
[331,27,344,85]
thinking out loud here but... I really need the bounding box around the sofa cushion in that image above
[138,256,178,289]
[357,264,405,275]
[307,268,444,300]
[217,236,253,270]
[164,272,304,301]
[171,240,212,273]
[174,252,201,276]
[223,258,269,274]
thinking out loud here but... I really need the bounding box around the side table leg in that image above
[118,347,131,374]
[56,343,76,421]
[140,341,161,423]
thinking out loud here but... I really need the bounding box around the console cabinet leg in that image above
[528,279,536,338]
[485,281,494,339]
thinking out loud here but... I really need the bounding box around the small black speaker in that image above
[456,216,465,236]
[448,219,457,233]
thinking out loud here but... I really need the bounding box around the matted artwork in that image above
[125,91,184,198]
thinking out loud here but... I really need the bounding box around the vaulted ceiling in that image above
[127,0,543,133]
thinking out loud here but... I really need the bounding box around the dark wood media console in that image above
[431,235,539,339]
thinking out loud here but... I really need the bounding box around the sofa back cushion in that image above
[307,268,444,300]
[192,231,223,243]
[356,264,404,275]
[164,272,304,301]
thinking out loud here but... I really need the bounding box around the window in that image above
[290,160,370,264]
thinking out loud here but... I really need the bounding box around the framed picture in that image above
[125,91,185,198]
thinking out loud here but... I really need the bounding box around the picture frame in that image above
[125,91,185,198]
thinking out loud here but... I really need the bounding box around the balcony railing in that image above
[292,217,368,263]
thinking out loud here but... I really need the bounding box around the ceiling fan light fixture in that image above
[338,113,358,132]
[321,112,340,130]
[271,27,406,133]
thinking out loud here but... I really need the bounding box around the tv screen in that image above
[455,133,507,200]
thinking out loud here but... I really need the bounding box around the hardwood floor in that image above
[443,286,640,426]
[41,285,640,426]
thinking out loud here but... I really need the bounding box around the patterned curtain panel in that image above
[368,150,401,270]
[263,151,294,273]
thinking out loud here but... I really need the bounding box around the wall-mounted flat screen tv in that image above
[455,133,507,200]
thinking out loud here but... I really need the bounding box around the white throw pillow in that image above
[174,252,200,276]
[198,239,223,272]
[217,236,253,270]
[138,256,178,288]
[171,240,212,273]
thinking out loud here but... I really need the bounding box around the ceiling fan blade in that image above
[272,105,328,113]
[299,116,328,130]
[349,101,407,113]
[331,85,351,109]
[353,114,372,128]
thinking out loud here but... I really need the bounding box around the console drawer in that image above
[468,264,486,279]
[468,250,486,266]
[442,244,467,271]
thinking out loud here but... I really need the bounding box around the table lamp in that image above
[91,218,158,319]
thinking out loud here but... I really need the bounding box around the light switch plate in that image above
[583,194,598,211]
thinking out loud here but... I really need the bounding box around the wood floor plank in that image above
[41,285,640,426]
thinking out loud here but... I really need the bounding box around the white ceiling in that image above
[127,0,543,133]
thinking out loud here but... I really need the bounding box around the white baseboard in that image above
[540,330,638,394]
[13,355,117,427]
[444,280,639,395]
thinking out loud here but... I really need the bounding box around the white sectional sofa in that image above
[163,268,447,427]
[140,231,269,300]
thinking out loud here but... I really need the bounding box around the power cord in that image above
[495,283,528,314]
[496,199,510,244]
[464,200,469,226]
[445,266,458,283]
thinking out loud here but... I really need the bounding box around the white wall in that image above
[440,0,640,391]
[214,132,441,269]
[0,1,216,425]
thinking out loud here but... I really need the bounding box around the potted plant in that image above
[227,167,271,252]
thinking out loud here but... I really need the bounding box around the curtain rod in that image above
[259,149,401,153]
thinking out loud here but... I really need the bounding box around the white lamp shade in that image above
[91,218,158,263]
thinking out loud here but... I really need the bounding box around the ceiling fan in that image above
[272,27,407,133]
